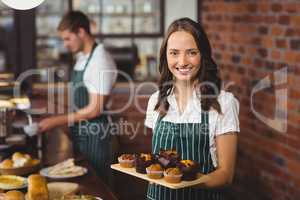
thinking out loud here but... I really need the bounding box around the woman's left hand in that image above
[192,173,206,189]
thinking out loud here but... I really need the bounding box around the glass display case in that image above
[0,2,14,72]
[35,0,164,81]
[36,0,69,69]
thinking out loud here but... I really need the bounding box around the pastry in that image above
[27,174,49,200]
[47,182,79,200]
[146,164,163,179]
[163,167,182,183]
[46,159,86,177]
[58,195,99,200]
[135,153,154,174]
[5,190,25,200]
[118,154,135,168]
[156,149,180,168]
[0,153,39,169]
[0,159,13,169]
[11,152,32,168]
[177,160,199,181]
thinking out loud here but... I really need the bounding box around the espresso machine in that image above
[0,101,14,144]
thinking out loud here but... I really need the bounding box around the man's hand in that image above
[38,117,58,133]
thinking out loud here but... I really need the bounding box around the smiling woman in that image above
[166,31,201,82]
[145,17,239,200]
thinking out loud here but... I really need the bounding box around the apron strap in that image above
[82,42,98,71]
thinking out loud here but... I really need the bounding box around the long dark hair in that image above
[155,18,222,116]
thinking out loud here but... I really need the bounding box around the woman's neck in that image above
[174,80,194,98]
[174,80,195,114]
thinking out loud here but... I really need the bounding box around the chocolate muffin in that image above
[156,149,180,169]
[135,153,154,174]
[177,160,199,181]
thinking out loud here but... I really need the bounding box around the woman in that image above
[144,18,239,200]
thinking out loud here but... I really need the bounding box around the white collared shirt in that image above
[74,43,117,95]
[144,90,240,167]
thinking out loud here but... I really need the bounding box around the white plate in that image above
[54,195,102,200]
[39,167,88,179]
[0,175,27,190]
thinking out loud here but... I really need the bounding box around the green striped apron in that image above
[69,43,113,184]
[147,112,223,200]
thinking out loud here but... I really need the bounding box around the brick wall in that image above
[201,0,300,200]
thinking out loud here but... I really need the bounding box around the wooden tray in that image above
[111,164,210,189]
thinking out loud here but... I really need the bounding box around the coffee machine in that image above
[0,100,15,144]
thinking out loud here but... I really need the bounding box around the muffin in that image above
[118,154,135,168]
[135,153,154,174]
[156,149,180,169]
[146,164,163,179]
[163,167,183,183]
[177,160,199,181]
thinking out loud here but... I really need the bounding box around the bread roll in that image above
[12,152,25,161]
[5,190,25,200]
[12,152,32,168]
[0,159,13,169]
[27,174,48,200]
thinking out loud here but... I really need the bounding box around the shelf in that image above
[37,33,163,39]
[35,12,65,16]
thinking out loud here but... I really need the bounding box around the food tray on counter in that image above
[111,164,210,189]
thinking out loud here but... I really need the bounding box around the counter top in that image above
[2,127,118,200]
[43,128,118,200]
[32,81,157,95]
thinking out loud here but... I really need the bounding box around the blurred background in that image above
[0,0,299,200]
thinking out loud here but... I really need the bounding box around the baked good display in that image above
[27,174,49,200]
[0,100,15,108]
[0,159,13,169]
[146,164,163,179]
[47,182,79,200]
[111,149,206,189]
[177,160,199,181]
[5,190,25,200]
[118,154,135,168]
[0,152,40,169]
[10,97,30,109]
[156,149,180,169]
[12,152,33,167]
[163,167,183,183]
[135,153,154,174]
[43,158,87,178]
[0,175,27,190]
[57,195,100,200]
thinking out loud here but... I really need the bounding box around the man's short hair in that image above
[58,11,91,35]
